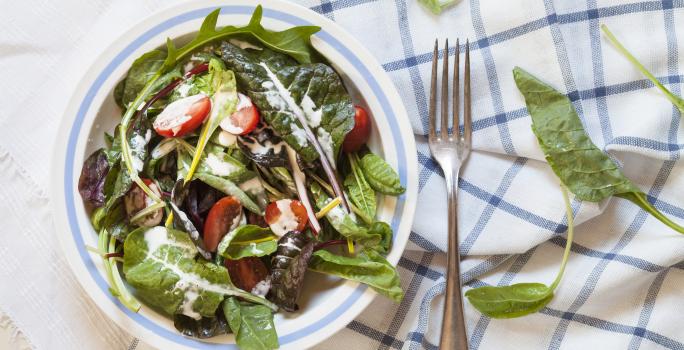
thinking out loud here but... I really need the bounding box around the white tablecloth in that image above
[3,0,684,349]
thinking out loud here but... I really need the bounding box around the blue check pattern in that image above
[299,0,684,349]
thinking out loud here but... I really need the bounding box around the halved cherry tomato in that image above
[224,257,269,292]
[153,94,211,137]
[219,93,260,135]
[203,196,243,252]
[124,178,163,227]
[342,105,372,153]
[264,199,308,237]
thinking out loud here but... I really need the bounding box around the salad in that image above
[77,6,405,349]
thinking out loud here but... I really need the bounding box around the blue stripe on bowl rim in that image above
[63,5,407,348]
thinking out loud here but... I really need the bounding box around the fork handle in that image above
[439,168,469,350]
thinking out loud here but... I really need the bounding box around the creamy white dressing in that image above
[205,153,240,176]
[143,226,171,254]
[248,242,264,255]
[327,203,347,224]
[239,177,263,194]
[279,236,301,252]
[290,124,308,147]
[245,139,284,155]
[217,131,237,147]
[179,287,202,320]
[317,128,335,168]
[220,93,251,134]
[268,199,300,237]
[129,134,148,172]
[183,61,195,73]
[153,94,207,136]
[176,82,193,97]
[251,278,271,298]
[151,139,177,159]
[229,38,263,50]
[300,95,322,128]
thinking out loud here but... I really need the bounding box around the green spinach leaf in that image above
[513,67,684,233]
[123,226,277,318]
[465,283,554,319]
[465,185,575,318]
[121,50,166,108]
[345,153,376,219]
[309,249,403,303]
[195,172,262,215]
[217,225,277,260]
[223,297,279,350]
[359,153,405,195]
[220,43,355,164]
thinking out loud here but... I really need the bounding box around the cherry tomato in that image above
[224,257,269,292]
[342,105,372,153]
[124,178,163,227]
[153,94,211,137]
[264,199,308,237]
[219,93,260,135]
[203,196,243,252]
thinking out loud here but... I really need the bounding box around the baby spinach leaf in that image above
[465,283,554,319]
[195,172,262,215]
[220,42,355,164]
[121,50,166,108]
[466,185,575,318]
[223,297,279,350]
[368,222,393,254]
[514,67,684,233]
[123,226,277,317]
[309,249,403,303]
[344,153,376,219]
[601,25,684,115]
[217,225,277,260]
[418,0,458,14]
[310,183,381,248]
[78,149,110,207]
[359,153,405,195]
[270,231,314,312]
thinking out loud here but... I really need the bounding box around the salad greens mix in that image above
[77,6,405,349]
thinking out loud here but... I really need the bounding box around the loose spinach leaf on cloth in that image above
[217,225,278,260]
[309,249,403,303]
[269,231,314,312]
[358,152,405,195]
[223,297,279,350]
[220,42,355,164]
[123,226,277,318]
[513,67,684,234]
[465,185,575,318]
[465,283,554,319]
[78,149,110,207]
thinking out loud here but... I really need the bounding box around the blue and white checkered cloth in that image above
[302,0,684,349]
[2,0,684,349]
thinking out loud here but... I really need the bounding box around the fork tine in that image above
[429,39,438,141]
[463,39,472,146]
[453,38,460,139]
[441,39,449,139]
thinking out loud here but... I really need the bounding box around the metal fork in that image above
[429,38,471,350]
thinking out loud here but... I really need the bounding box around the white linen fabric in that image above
[2,0,684,349]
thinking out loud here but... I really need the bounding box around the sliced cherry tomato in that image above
[153,94,211,137]
[224,257,269,292]
[264,199,308,237]
[124,178,163,227]
[203,196,243,252]
[342,105,372,153]
[219,93,260,135]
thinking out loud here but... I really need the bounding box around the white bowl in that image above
[50,1,418,349]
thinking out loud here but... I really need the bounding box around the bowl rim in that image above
[49,1,418,349]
